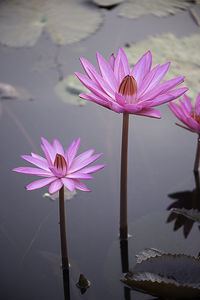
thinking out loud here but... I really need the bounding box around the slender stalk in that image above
[59,186,69,269]
[120,113,129,240]
[194,134,200,173]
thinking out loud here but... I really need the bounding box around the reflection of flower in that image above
[13,137,104,194]
[167,173,200,238]
[168,93,200,133]
[75,48,187,118]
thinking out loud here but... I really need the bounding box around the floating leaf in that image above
[0,83,32,101]
[43,187,77,201]
[54,75,87,106]
[119,0,191,19]
[172,208,200,224]
[93,0,124,8]
[136,248,164,264]
[124,33,200,100]
[122,252,200,299]
[0,0,102,47]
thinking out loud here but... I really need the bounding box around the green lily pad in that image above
[54,75,87,106]
[124,33,200,101]
[0,0,102,47]
[122,251,200,299]
[119,0,191,19]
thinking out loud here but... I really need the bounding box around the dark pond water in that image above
[0,2,200,300]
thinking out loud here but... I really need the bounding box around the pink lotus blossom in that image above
[75,48,188,118]
[168,93,200,133]
[13,137,104,194]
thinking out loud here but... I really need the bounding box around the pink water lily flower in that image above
[13,137,104,194]
[75,48,188,118]
[168,93,200,133]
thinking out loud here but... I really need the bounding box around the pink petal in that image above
[61,177,75,192]
[150,87,188,106]
[79,93,110,108]
[131,51,152,88]
[179,99,191,117]
[137,64,161,98]
[109,101,125,113]
[31,152,47,162]
[96,52,118,91]
[115,92,126,106]
[75,72,113,102]
[139,76,185,103]
[109,53,115,70]
[141,62,170,95]
[73,180,91,192]
[65,140,75,164]
[67,172,93,180]
[69,153,103,173]
[41,145,52,166]
[168,102,184,120]
[70,149,95,173]
[135,108,162,119]
[195,93,200,115]
[123,103,143,113]
[80,57,101,83]
[183,94,192,112]
[67,137,81,167]
[53,139,64,156]
[21,155,49,171]
[41,137,56,164]
[49,179,63,194]
[114,48,130,84]
[26,177,57,191]
[13,167,52,177]
[81,164,105,174]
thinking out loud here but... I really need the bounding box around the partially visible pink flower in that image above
[13,137,104,194]
[168,93,200,133]
[75,48,188,118]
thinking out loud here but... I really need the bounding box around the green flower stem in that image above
[194,134,200,173]
[59,186,69,269]
[120,112,129,240]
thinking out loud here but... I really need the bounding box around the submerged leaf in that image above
[119,0,191,19]
[0,0,102,47]
[122,251,200,299]
[124,33,200,100]
[0,83,32,101]
[43,187,77,201]
[54,75,87,106]
[93,0,124,8]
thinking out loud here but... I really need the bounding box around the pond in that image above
[0,1,200,299]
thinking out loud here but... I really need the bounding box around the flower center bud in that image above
[191,111,200,124]
[118,75,137,96]
[54,154,67,173]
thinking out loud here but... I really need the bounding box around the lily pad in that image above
[172,208,200,224]
[93,0,124,8]
[0,0,102,47]
[119,0,191,19]
[122,251,200,299]
[124,33,200,101]
[43,187,76,201]
[54,75,87,106]
[0,83,32,101]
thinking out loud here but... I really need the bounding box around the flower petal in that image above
[69,153,103,173]
[53,139,64,156]
[41,137,56,164]
[21,155,49,171]
[26,177,57,191]
[70,149,95,173]
[75,72,113,102]
[49,179,63,194]
[81,164,105,174]
[61,177,75,192]
[195,93,200,115]
[135,108,162,119]
[73,180,91,192]
[67,137,81,167]
[131,51,152,88]
[67,172,93,180]
[96,52,118,91]
[183,94,192,112]
[79,93,110,108]
[13,167,52,177]
[150,87,188,106]
[114,48,130,84]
